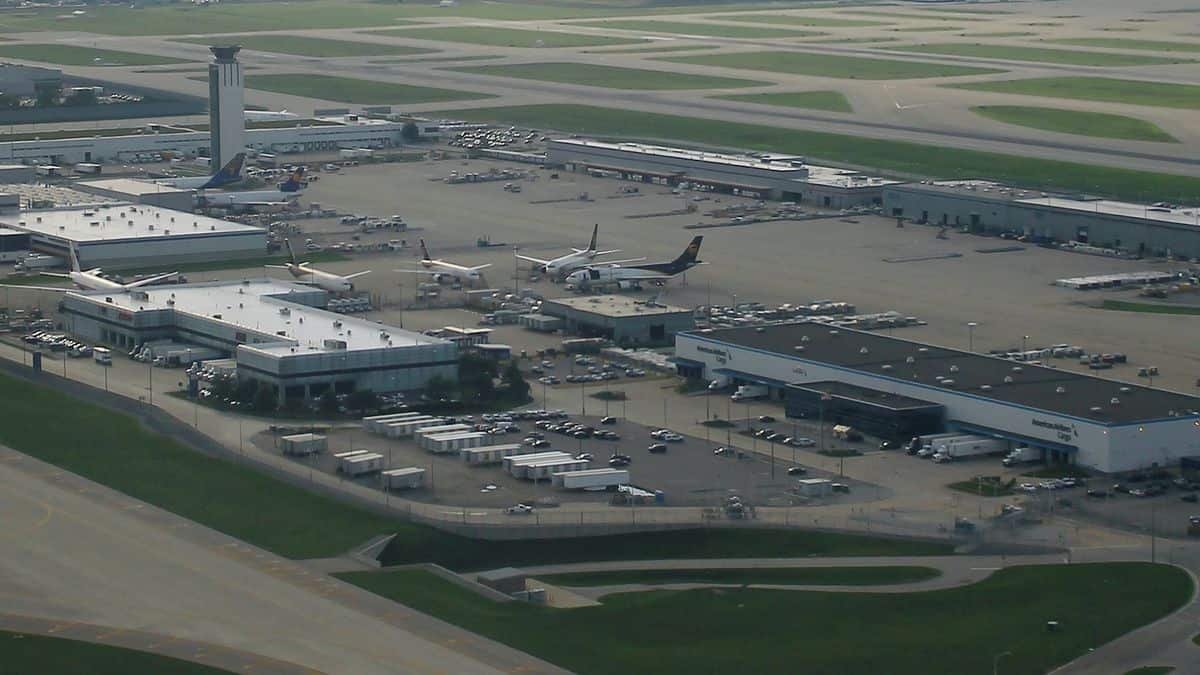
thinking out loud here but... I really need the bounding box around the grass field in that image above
[1048,37,1200,53]
[891,25,965,32]
[181,34,435,57]
[962,31,1037,37]
[0,0,804,34]
[436,103,1200,201]
[448,62,766,90]
[715,13,889,27]
[892,43,1189,66]
[844,10,989,22]
[373,26,643,48]
[1124,668,1175,675]
[714,90,853,112]
[0,631,229,675]
[245,74,488,105]
[580,19,823,38]
[0,44,187,66]
[972,105,1177,142]
[951,76,1200,110]
[1100,300,1200,315]
[660,50,1001,79]
[337,563,1193,675]
[538,566,940,587]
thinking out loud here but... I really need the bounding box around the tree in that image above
[400,121,419,142]
[0,93,19,110]
[424,375,455,402]
[35,84,60,107]
[501,360,530,402]
[64,88,97,107]
[347,389,378,414]
[253,385,277,414]
[318,389,339,415]
[458,353,497,403]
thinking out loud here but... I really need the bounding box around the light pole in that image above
[1022,334,1030,353]
[992,651,1011,675]
[147,361,153,405]
[967,321,978,352]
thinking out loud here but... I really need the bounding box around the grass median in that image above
[1049,37,1200,53]
[714,90,853,112]
[972,105,1177,142]
[950,76,1200,110]
[244,74,489,105]
[659,50,1001,79]
[436,103,1200,202]
[579,19,822,39]
[1100,300,1200,315]
[448,62,768,90]
[0,631,229,674]
[0,44,187,66]
[182,34,435,57]
[373,26,643,48]
[537,565,939,587]
[891,43,1188,67]
[337,562,1193,675]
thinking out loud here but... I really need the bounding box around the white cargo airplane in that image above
[397,239,491,286]
[15,244,178,292]
[195,166,306,211]
[266,240,371,293]
[565,236,704,291]
[154,152,245,190]
[515,223,625,279]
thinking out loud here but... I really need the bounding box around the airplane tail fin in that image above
[419,239,432,261]
[67,242,81,273]
[670,236,703,270]
[588,223,598,252]
[278,166,307,193]
[200,152,245,189]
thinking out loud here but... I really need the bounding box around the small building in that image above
[0,165,36,184]
[279,432,326,456]
[382,467,425,490]
[75,178,195,212]
[476,567,527,595]
[423,431,487,454]
[796,478,833,498]
[0,225,31,263]
[339,452,384,476]
[541,295,694,347]
[519,313,563,332]
[473,343,512,361]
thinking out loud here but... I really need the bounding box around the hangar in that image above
[542,295,695,347]
[0,202,265,269]
[674,323,1200,473]
[60,279,457,405]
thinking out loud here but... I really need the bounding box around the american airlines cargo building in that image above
[675,324,1200,473]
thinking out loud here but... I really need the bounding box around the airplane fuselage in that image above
[419,259,483,283]
[288,264,354,292]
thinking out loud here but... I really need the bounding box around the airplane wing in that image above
[126,271,179,289]
[470,264,492,271]
[591,257,646,266]
[592,249,621,256]
[39,272,71,279]
[395,269,439,275]
[3,284,69,292]
[515,254,550,265]
[263,264,291,270]
[345,270,372,280]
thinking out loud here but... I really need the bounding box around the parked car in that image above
[600,416,617,425]
[505,504,534,515]
[648,443,668,453]
[758,415,776,423]
[787,466,807,476]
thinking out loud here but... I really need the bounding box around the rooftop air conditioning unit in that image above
[1055,386,1066,394]
[1111,398,1121,406]
[949,365,959,373]
[859,347,869,354]
[906,356,915,364]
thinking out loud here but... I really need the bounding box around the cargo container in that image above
[515,458,591,480]
[731,384,768,401]
[280,433,326,456]
[382,416,444,438]
[362,412,425,434]
[382,467,425,490]
[553,468,629,490]
[413,423,472,442]
[461,443,527,465]
[75,163,102,175]
[422,431,487,454]
[937,437,1008,459]
[503,451,573,474]
[333,449,369,461]
[340,452,384,476]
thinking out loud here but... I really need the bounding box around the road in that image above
[0,442,567,675]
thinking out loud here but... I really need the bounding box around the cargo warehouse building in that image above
[542,295,695,347]
[884,180,1200,260]
[61,279,457,404]
[674,323,1200,473]
[0,203,265,268]
[547,138,901,207]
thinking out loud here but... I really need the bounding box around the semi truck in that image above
[731,384,768,401]
[1002,446,1042,467]
[932,437,1008,463]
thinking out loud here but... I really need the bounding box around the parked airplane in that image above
[195,166,307,210]
[15,244,178,292]
[515,223,624,278]
[266,240,370,293]
[397,239,491,285]
[245,109,299,122]
[565,236,704,290]
[154,152,245,190]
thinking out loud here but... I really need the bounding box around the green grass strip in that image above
[1100,300,1200,315]
[182,34,435,57]
[337,563,1193,675]
[539,565,939,586]
[892,43,1189,67]
[0,44,188,66]
[373,26,643,48]
[580,19,823,38]
[244,73,489,105]
[448,62,767,90]
[0,631,229,674]
[435,103,1200,202]
[950,76,1200,110]
[660,50,1001,80]
[972,105,1177,143]
[1048,37,1200,53]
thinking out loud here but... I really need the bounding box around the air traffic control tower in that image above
[207,45,245,170]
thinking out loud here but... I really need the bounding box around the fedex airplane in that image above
[154,152,245,190]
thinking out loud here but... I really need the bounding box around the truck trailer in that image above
[553,468,629,490]
[730,384,768,401]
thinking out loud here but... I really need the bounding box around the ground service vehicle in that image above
[92,346,112,365]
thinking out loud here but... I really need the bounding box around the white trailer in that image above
[382,467,425,490]
[383,416,444,438]
[730,384,768,401]
[413,423,472,441]
[516,458,591,480]
[75,163,102,175]
[362,412,425,434]
[1002,446,1043,467]
[461,443,526,465]
[333,449,369,462]
[340,452,384,476]
[504,451,573,474]
[280,433,326,456]
[937,437,1008,460]
[553,468,629,490]
[423,431,487,454]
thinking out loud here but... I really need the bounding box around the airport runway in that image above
[0,443,567,675]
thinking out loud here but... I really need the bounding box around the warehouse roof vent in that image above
[800,335,810,342]
[881,364,892,371]
[859,347,869,354]
[1090,406,1104,415]
[941,379,955,388]
[1012,366,1023,373]
[1055,386,1066,395]
[917,347,929,353]
[905,356,915,364]
[279,307,290,316]
[980,384,992,391]
[949,365,959,373]
[1003,376,1014,384]
[1111,397,1121,406]
[333,320,342,328]
[793,345,805,352]
[1119,386,1132,394]
[829,330,839,336]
